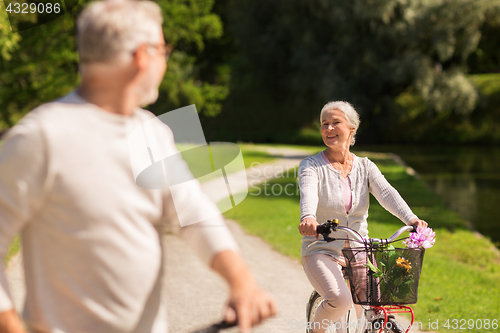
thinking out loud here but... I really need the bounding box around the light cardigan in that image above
[299,152,418,257]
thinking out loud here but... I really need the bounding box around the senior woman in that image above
[298,101,427,333]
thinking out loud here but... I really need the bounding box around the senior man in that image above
[0,1,276,332]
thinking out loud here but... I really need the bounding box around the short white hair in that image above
[320,101,360,146]
[77,0,163,64]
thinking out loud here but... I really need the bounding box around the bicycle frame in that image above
[308,219,418,333]
[370,305,415,333]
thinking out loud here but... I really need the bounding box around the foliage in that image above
[0,5,80,129]
[366,245,420,303]
[0,1,21,61]
[394,73,500,143]
[150,0,230,118]
[0,0,230,130]
[360,227,434,304]
[467,4,500,73]
[209,0,500,143]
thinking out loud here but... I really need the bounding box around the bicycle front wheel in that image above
[306,290,363,333]
[306,290,323,325]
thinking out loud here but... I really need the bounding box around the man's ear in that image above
[133,43,150,70]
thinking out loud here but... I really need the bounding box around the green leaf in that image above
[396,280,413,299]
[394,276,403,286]
[388,250,398,267]
[380,281,386,295]
[365,259,381,274]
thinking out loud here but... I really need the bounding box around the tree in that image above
[214,0,500,143]
[0,1,20,61]
[467,5,500,73]
[0,0,229,130]
[150,0,230,117]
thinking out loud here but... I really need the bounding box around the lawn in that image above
[224,148,500,332]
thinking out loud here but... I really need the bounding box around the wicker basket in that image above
[342,246,425,305]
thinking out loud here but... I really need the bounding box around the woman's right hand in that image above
[299,217,320,239]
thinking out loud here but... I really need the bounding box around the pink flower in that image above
[403,226,436,249]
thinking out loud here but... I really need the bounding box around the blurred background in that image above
[2,1,500,328]
[1,0,500,243]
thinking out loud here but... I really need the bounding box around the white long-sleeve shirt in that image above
[0,92,238,333]
[299,152,418,257]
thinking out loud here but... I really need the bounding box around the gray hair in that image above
[320,101,360,146]
[77,0,163,64]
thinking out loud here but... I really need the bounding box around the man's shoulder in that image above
[25,92,155,126]
[25,91,89,122]
[134,107,158,122]
[3,94,78,138]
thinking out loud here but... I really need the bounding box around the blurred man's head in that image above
[77,0,167,106]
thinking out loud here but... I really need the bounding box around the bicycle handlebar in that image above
[190,320,236,333]
[312,219,416,248]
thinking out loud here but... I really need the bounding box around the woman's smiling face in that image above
[321,109,353,149]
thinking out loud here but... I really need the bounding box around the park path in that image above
[165,146,313,332]
[6,146,426,332]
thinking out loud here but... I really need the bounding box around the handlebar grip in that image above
[316,219,339,235]
[316,224,330,235]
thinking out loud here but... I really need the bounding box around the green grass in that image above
[4,235,20,264]
[238,143,324,167]
[224,148,500,332]
[223,175,303,259]
[238,144,278,168]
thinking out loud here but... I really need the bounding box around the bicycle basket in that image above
[342,246,425,305]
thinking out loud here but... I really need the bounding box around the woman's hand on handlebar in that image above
[299,217,320,240]
[408,218,428,229]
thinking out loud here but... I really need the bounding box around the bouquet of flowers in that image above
[365,226,435,304]
[403,226,436,249]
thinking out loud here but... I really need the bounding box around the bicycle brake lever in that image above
[322,235,336,242]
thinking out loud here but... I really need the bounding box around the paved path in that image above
[165,219,313,333]
[6,146,426,332]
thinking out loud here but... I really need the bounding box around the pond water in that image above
[358,145,500,247]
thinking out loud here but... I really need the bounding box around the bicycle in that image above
[305,219,425,333]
